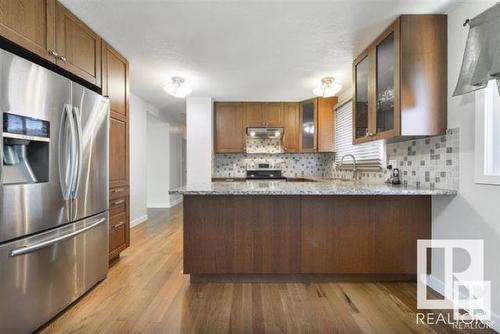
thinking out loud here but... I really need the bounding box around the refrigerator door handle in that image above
[8,218,106,257]
[58,104,77,200]
[71,106,83,197]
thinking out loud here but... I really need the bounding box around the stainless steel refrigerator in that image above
[0,48,109,333]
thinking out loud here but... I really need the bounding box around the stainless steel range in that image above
[0,48,109,333]
[246,163,286,180]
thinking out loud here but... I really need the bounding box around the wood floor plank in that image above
[40,206,496,334]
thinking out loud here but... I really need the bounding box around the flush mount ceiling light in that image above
[163,76,192,98]
[312,77,342,97]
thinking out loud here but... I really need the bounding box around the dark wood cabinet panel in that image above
[317,97,337,152]
[109,117,128,188]
[282,103,299,153]
[0,0,56,61]
[55,2,101,87]
[352,15,446,145]
[183,195,431,277]
[102,42,128,119]
[301,196,431,274]
[215,102,245,153]
[184,195,302,274]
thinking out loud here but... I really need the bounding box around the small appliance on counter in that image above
[246,163,286,180]
[390,168,401,185]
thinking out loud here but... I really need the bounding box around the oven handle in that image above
[9,218,105,257]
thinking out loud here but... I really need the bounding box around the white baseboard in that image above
[427,275,500,332]
[168,197,183,208]
[130,214,148,228]
[147,202,169,208]
[147,197,183,209]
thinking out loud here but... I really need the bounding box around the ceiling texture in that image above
[60,0,459,120]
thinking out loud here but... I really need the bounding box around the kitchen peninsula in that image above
[170,180,455,282]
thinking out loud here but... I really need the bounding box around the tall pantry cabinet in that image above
[102,41,130,261]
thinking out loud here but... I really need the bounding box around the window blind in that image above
[335,100,385,170]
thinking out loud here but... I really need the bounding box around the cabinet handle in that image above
[112,221,125,230]
[48,49,59,57]
[112,188,125,193]
[112,199,125,206]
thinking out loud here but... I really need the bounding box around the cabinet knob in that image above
[48,49,59,57]
[59,55,67,62]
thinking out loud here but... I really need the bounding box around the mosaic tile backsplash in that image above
[331,128,460,190]
[214,153,335,178]
[213,129,459,190]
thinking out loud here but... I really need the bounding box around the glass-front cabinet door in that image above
[374,21,399,139]
[299,99,317,152]
[353,53,370,142]
[375,32,395,136]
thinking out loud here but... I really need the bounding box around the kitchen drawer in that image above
[109,186,129,201]
[109,196,128,217]
[109,213,127,253]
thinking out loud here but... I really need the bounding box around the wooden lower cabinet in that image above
[183,195,431,276]
[109,212,129,259]
[184,196,301,274]
[301,196,431,274]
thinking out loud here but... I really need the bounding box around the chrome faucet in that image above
[340,154,358,180]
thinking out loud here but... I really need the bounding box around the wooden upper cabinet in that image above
[245,102,263,127]
[317,97,337,152]
[352,15,447,145]
[245,102,283,127]
[55,2,101,87]
[102,41,129,120]
[262,102,283,127]
[215,102,245,153]
[282,103,299,153]
[0,0,56,61]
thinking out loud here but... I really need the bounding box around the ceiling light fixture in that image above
[163,76,192,98]
[312,77,342,97]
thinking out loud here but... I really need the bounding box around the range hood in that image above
[246,127,284,139]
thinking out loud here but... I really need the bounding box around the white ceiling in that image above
[60,0,458,120]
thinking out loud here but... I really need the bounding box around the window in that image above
[475,80,500,185]
[335,100,385,170]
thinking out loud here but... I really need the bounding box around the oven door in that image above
[0,211,108,333]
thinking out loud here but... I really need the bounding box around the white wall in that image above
[186,97,213,184]
[146,114,171,207]
[432,2,500,330]
[145,110,185,208]
[130,93,185,224]
[169,125,184,206]
[129,94,149,227]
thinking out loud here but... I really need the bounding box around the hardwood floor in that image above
[41,205,494,334]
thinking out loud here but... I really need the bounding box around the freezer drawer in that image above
[0,212,108,334]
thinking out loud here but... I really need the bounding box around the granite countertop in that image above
[169,178,458,196]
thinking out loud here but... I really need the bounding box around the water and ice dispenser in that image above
[3,113,49,184]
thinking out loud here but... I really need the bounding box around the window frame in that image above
[474,80,500,185]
